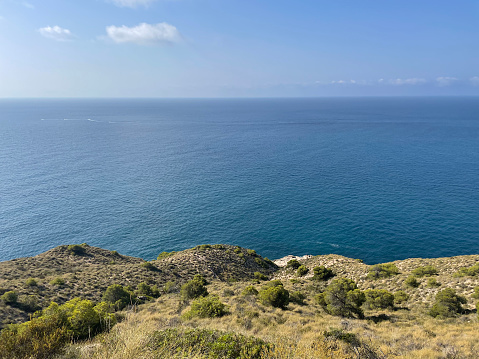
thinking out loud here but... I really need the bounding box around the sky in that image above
[0,0,478,97]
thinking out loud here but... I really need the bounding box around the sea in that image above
[0,97,478,264]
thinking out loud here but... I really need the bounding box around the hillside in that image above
[0,243,276,328]
[1,244,479,358]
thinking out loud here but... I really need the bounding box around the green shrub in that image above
[323,328,360,346]
[412,266,438,277]
[429,288,467,318]
[184,295,228,319]
[180,275,208,300]
[394,290,409,305]
[212,244,225,250]
[258,282,289,309]
[247,249,257,256]
[110,250,119,256]
[367,263,399,280]
[454,264,479,277]
[102,284,131,310]
[242,286,259,296]
[297,265,309,277]
[317,278,365,318]
[0,312,69,359]
[136,282,154,297]
[194,244,212,251]
[472,286,479,299]
[427,278,441,288]
[50,277,65,286]
[157,251,176,260]
[404,276,420,288]
[363,289,394,310]
[148,328,268,359]
[141,262,158,271]
[286,259,301,270]
[25,278,37,287]
[1,291,18,304]
[289,291,306,305]
[67,244,86,255]
[312,266,335,281]
[253,272,268,281]
[254,257,268,268]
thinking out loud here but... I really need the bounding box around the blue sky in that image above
[0,0,478,97]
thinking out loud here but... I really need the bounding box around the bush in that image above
[286,259,301,270]
[157,251,176,260]
[141,262,158,271]
[258,281,289,309]
[67,244,86,255]
[472,286,479,299]
[429,288,467,318]
[180,275,208,300]
[323,328,360,346]
[289,291,306,305]
[427,278,441,288]
[1,291,18,304]
[242,286,259,296]
[297,265,309,277]
[404,276,420,288]
[50,277,65,286]
[317,278,365,318]
[25,278,37,287]
[366,263,399,280]
[247,249,257,256]
[254,257,269,268]
[312,266,335,281]
[148,328,268,359]
[394,290,409,305]
[454,264,479,277]
[254,272,268,281]
[363,289,394,310]
[184,295,228,319]
[0,313,69,359]
[136,282,155,297]
[412,266,438,277]
[102,284,131,310]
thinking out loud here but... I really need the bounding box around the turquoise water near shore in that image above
[0,97,478,264]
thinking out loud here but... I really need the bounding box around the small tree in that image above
[394,290,409,305]
[412,266,438,277]
[312,266,335,281]
[297,265,309,277]
[404,276,420,288]
[258,281,289,309]
[429,288,466,318]
[286,259,301,270]
[180,275,208,300]
[363,289,394,310]
[184,295,228,319]
[317,278,365,318]
[102,284,131,310]
[242,286,259,297]
[1,291,18,305]
[367,263,399,280]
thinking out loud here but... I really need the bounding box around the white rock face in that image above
[273,254,313,267]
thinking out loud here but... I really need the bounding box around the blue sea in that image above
[0,97,478,264]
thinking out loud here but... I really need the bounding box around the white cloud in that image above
[109,0,156,8]
[331,79,356,85]
[436,77,458,86]
[38,26,74,41]
[106,22,181,45]
[470,76,479,86]
[389,78,427,85]
[22,2,35,9]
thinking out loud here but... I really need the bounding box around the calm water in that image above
[0,97,478,264]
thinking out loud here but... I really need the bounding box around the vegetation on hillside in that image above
[1,244,479,358]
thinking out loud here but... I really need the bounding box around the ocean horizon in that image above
[1,97,478,264]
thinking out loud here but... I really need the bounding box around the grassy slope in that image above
[1,244,479,358]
